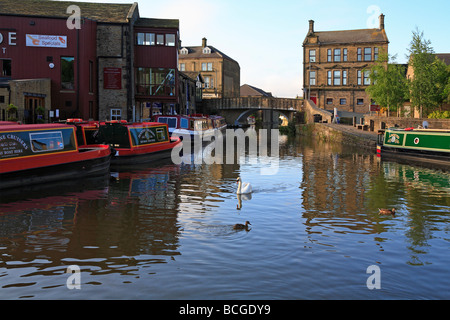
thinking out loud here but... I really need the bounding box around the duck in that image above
[233,221,251,230]
[236,177,252,194]
[378,208,396,216]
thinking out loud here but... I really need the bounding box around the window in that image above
[342,70,347,85]
[165,34,176,46]
[333,70,341,86]
[357,48,362,61]
[309,71,316,85]
[136,32,155,45]
[340,98,347,105]
[136,68,176,96]
[204,76,214,88]
[343,48,348,62]
[30,131,64,153]
[180,48,188,55]
[309,49,316,62]
[111,109,121,121]
[326,98,333,105]
[357,99,364,105]
[179,63,185,71]
[202,47,211,54]
[374,47,379,61]
[0,96,5,103]
[327,49,332,62]
[364,48,372,61]
[156,34,164,45]
[1,60,11,77]
[334,49,341,62]
[61,57,75,90]
[327,71,332,85]
[357,70,362,85]
[201,62,213,71]
[363,70,371,85]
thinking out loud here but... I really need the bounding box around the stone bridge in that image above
[202,97,304,125]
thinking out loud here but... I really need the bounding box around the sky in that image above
[58,0,450,98]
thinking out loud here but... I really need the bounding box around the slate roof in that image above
[305,28,389,46]
[0,0,136,23]
[240,84,272,97]
[436,53,450,65]
[134,18,179,29]
[179,45,238,64]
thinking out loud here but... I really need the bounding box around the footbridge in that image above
[202,97,305,125]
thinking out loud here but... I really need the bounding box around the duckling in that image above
[233,221,251,230]
[378,208,396,216]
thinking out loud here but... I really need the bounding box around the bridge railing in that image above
[203,97,304,111]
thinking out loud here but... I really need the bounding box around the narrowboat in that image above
[0,123,111,189]
[210,115,227,131]
[377,127,450,167]
[152,114,215,141]
[96,121,182,165]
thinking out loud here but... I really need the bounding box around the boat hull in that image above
[111,138,182,165]
[0,146,111,189]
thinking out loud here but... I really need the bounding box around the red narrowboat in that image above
[0,123,111,189]
[95,121,182,165]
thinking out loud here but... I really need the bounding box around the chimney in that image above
[379,13,385,30]
[202,37,207,48]
[308,20,314,34]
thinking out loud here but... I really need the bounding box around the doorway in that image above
[24,96,45,124]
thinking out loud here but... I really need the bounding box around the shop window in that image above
[61,57,75,90]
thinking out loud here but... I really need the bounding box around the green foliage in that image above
[6,104,18,121]
[365,51,409,114]
[427,110,450,119]
[407,28,450,117]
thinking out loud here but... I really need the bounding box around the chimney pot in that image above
[202,37,207,48]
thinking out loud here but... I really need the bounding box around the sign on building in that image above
[26,35,67,48]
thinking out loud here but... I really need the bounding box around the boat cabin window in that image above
[30,131,64,153]
[156,128,166,141]
[180,118,189,129]
[167,118,177,128]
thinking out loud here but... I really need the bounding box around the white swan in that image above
[236,177,252,194]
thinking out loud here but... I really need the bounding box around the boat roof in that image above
[0,123,73,132]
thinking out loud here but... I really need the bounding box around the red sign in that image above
[103,67,122,90]
[370,104,380,112]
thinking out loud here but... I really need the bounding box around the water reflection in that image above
[0,131,449,299]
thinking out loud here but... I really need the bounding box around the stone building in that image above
[302,14,389,113]
[178,38,240,99]
[0,0,179,122]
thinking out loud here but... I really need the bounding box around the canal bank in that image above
[296,123,378,150]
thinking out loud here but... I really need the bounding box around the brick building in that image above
[178,38,240,99]
[0,0,179,123]
[302,14,389,113]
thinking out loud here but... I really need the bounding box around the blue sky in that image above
[60,0,450,98]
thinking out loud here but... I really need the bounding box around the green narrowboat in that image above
[377,127,450,167]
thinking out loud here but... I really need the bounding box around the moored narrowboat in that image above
[210,115,227,131]
[152,114,215,141]
[96,121,182,165]
[0,123,111,189]
[377,127,450,167]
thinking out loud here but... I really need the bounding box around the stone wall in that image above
[363,115,450,132]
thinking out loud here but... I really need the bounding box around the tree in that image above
[366,51,408,117]
[407,28,450,117]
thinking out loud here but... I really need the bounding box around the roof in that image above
[0,0,136,23]
[306,28,389,45]
[436,53,450,65]
[134,18,179,29]
[240,84,272,97]
[179,46,238,64]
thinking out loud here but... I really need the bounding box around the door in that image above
[24,96,45,124]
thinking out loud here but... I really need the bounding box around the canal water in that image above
[0,128,449,300]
